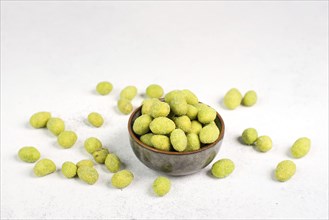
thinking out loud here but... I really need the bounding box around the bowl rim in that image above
[128,103,225,155]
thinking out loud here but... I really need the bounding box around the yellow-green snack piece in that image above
[117,99,133,115]
[242,128,258,145]
[223,88,242,110]
[182,89,199,105]
[33,159,56,177]
[290,137,311,158]
[242,90,257,107]
[190,120,202,135]
[164,90,185,103]
[141,98,159,115]
[61,161,77,178]
[170,129,187,152]
[57,131,77,148]
[46,117,65,136]
[93,148,109,164]
[140,133,154,147]
[111,170,134,189]
[151,135,171,151]
[150,101,170,118]
[18,146,40,163]
[152,176,171,197]
[76,159,94,168]
[193,103,209,111]
[211,159,235,178]
[105,153,121,173]
[77,166,99,185]
[186,105,198,120]
[185,133,201,151]
[120,86,137,100]
[133,114,152,135]
[255,135,272,152]
[146,84,164,98]
[84,137,102,154]
[170,97,188,116]
[199,123,220,144]
[149,117,175,135]
[197,106,217,124]
[174,116,191,133]
[96,81,113,95]
[275,160,296,182]
[29,112,51,128]
[87,112,104,128]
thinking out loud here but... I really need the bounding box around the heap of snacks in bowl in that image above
[128,89,225,176]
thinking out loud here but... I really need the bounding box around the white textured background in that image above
[1,1,328,219]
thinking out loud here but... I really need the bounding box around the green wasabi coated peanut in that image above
[242,90,257,107]
[149,117,175,135]
[169,97,188,116]
[47,117,65,136]
[77,166,99,185]
[182,89,199,105]
[133,114,152,135]
[76,159,94,168]
[223,88,242,110]
[255,136,272,152]
[275,160,296,182]
[150,101,170,118]
[174,116,191,133]
[186,105,198,120]
[189,120,202,135]
[57,131,77,148]
[241,128,258,145]
[29,112,51,128]
[164,90,185,103]
[120,86,137,100]
[141,98,159,115]
[199,123,220,144]
[211,159,235,178]
[117,99,133,115]
[185,133,201,151]
[151,135,171,151]
[193,103,209,111]
[18,146,40,163]
[152,176,171,197]
[93,148,109,164]
[170,129,187,152]
[33,159,56,177]
[105,153,121,173]
[61,161,77,178]
[111,170,134,189]
[140,133,154,147]
[290,137,311,158]
[96,81,113,95]
[146,84,164,98]
[197,107,216,124]
[87,112,104,128]
[84,137,102,154]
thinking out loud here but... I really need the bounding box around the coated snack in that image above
[141,98,158,115]
[185,133,201,151]
[84,137,102,154]
[255,135,272,152]
[182,89,199,105]
[199,123,220,144]
[18,146,40,163]
[197,107,216,124]
[47,117,65,136]
[223,88,243,110]
[275,160,296,182]
[117,99,133,115]
[87,112,104,128]
[29,112,51,128]
[33,159,56,177]
[152,176,171,197]
[149,117,176,135]
[77,166,99,185]
[170,129,187,152]
[120,86,137,100]
[111,170,134,189]
[186,105,198,120]
[164,90,185,103]
[140,133,154,147]
[290,137,311,158]
[242,90,257,107]
[105,153,121,173]
[61,161,77,178]
[146,84,164,98]
[174,116,191,133]
[211,159,235,178]
[133,114,152,136]
[151,135,171,151]
[96,81,113,95]
[93,148,109,164]
[169,97,188,116]
[57,131,77,148]
[150,101,170,118]
[189,120,202,135]
[241,128,258,145]
[76,159,94,168]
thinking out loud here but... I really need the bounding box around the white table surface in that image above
[1,1,328,219]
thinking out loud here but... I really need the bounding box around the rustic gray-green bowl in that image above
[128,105,225,176]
